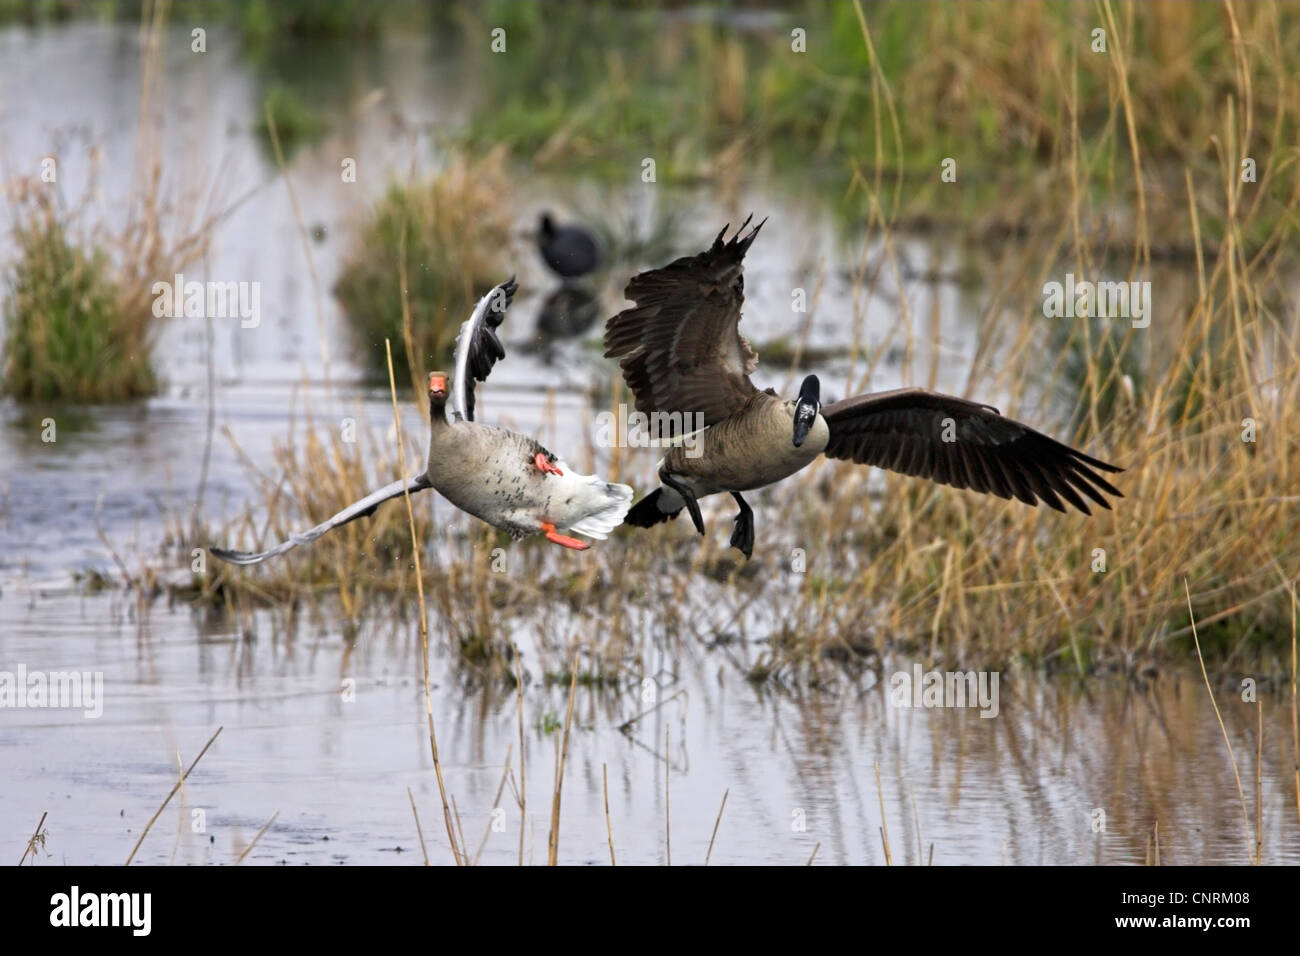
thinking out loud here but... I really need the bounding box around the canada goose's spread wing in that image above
[451,277,518,422]
[604,217,764,434]
[210,474,432,565]
[821,388,1123,514]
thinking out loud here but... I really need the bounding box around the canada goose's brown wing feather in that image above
[604,218,764,433]
[210,474,432,565]
[821,388,1123,514]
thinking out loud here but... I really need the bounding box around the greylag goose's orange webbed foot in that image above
[534,452,563,476]
[540,522,588,550]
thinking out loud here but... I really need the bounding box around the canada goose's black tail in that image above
[624,488,681,528]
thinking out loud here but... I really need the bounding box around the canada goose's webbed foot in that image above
[729,492,754,559]
[534,452,564,476]
[661,473,705,536]
[540,521,588,551]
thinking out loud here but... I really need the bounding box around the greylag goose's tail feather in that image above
[211,474,432,566]
[566,479,634,540]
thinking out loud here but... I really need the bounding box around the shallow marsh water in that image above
[1,21,1297,865]
[4,588,1297,865]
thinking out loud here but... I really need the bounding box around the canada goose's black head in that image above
[428,371,449,415]
[792,374,821,448]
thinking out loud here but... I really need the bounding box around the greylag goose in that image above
[604,218,1123,559]
[538,212,602,280]
[212,278,633,565]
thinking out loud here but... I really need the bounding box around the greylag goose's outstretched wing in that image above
[821,388,1123,514]
[210,474,432,565]
[451,277,518,422]
[604,217,764,435]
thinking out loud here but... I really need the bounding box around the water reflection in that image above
[1,592,1293,865]
[535,284,601,343]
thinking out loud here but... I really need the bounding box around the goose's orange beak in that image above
[428,373,448,397]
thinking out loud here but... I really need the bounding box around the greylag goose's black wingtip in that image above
[209,546,263,566]
[483,277,519,328]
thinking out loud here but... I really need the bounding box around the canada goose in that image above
[604,218,1123,559]
[538,212,602,279]
[211,278,633,565]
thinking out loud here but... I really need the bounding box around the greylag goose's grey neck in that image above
[605,217,1124,559]
[211,278,632,565]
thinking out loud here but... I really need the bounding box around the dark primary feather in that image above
[624,488,679,527]
[210,474,432,566]
[453,276,518,421]
[821,388,1123,514]
[603,216,766,434]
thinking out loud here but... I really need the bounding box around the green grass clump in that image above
[0,0,108,25]
[333,149,513,384]
[2,199,156,402]
[256,85,326,161]
[233,0,387,45]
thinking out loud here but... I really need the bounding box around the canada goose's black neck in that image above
[792,374,821,448]
[539,212,556,238]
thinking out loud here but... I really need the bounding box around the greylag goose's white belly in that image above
[429,424,633,540]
